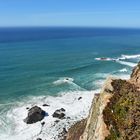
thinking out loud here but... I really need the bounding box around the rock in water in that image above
[52,108,66,119]
[24,106,46,124]
[41,121,45,126]
[60,108,65,112]
[42,104,50,107]
[78,97,82,100]
[36,138,42,140]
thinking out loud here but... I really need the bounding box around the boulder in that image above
[60,108,65,112]
[100,57,107,60]
[36,138,42,140]
[58,127,68,140]
[41,121,45,126]
[42,104,50,107]
[55,120,60,123]
[52,108,66,119]
[78,97,82,100]
[24,106,46,124]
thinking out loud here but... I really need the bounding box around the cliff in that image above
[66,62,140,140]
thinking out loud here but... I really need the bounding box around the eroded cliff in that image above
[66,62,140,140]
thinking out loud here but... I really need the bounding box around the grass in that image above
[103,79,140,140]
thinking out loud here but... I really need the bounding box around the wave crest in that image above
[120,54,140,60]
[53,77,74,85]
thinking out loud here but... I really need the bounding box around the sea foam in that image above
[120,54,140,60]
[119,68,128,72]
[53,77,74,85]
[0,90,98,140]
[95,54,139,68]
[116,60,137,67]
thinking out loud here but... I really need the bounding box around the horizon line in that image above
[0,25,140,29]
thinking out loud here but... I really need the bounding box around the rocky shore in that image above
[66,62,140,140]
[23,62,140,140]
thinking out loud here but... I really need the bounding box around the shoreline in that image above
[0,90,97,140]
[66,62,140,140]
[0,54,140,139]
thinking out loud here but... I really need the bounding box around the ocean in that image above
[0,27,140,140]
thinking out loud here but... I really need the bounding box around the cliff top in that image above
[66,62,140,140]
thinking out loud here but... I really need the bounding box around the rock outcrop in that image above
[66,62,140,140]
[24,106,46,124]
[52,108,66,119]
[66,119,87,140]
[130,62,140,88]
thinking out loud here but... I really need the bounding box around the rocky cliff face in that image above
[66,62,140,140]
[130,62,140,88]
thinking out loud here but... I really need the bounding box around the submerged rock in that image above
[52,108,66,119]
[55,120,60,123]
[24,106,46,124]
[100,57,108,60]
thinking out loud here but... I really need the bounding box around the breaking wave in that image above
[116,60,137,67]
[95,54,140,67]
[119,54,140,60]
[0,90,99,140]
[53,77,74,85]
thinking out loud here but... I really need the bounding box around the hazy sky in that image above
[1,0,140,27]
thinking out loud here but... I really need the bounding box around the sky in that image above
[0,0,140,27]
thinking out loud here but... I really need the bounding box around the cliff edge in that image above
[66,62,140,140]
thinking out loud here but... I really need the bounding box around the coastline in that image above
[1,27,140,139]
[0,90,97,140]
[66,62,140,140]
[0,60,140,140]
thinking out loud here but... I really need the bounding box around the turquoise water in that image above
[0,28,140,139]
[1,31,140,102]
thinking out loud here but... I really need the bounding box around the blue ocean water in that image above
[1,27,140,102]
[0,27,140,139]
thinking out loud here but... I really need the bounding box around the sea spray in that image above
[0,90,99,140]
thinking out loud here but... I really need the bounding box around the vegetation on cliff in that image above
[66,62,140,140]
[103,79,140,140]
